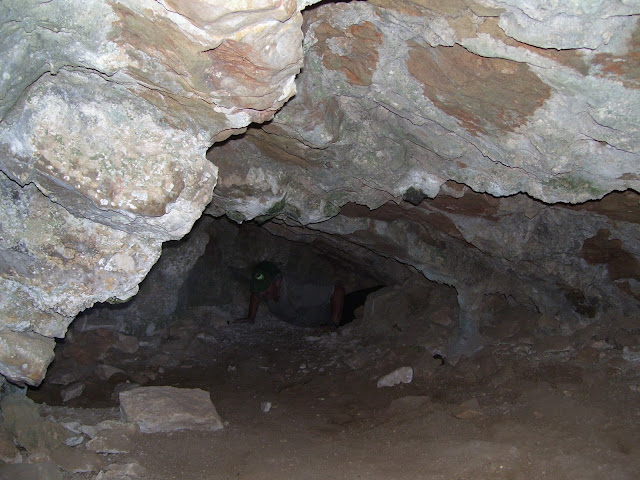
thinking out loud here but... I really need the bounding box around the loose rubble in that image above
[0,293,636,478]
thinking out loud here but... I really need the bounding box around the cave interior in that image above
[1,0,640,478]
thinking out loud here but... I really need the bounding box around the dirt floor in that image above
[25,307,640,480]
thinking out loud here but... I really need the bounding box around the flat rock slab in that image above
[119,386,223,434]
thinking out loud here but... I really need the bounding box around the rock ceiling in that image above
[1,0,639,385]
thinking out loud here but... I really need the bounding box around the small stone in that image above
[79,425,99,439]
[430,308,453,327]
[377,366,413,388]
[65,435,84,447]
[47,368,84,386]
[453,398,483,419]
[95,364,127,381]
[622,346,640,362]
[149,354,175,367]
[196,333,217,343]
[97,462,148,480]
[591,340,613,350]
[61,383,85,403]
[260,402,272,413]
[113,334,139,354]
[60,421,81,434]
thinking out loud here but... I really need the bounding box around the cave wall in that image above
[1,0,640,386]
[206,0,640,358]
[209,0,640,224]
[73,215,401,335]
[277,185,640,358]
[0,0,306,385]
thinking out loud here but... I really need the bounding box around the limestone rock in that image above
[119,386,224,433]
[95,365,127,382]
[0,0,305,386]
[75,222,211,335]
[210,1,640,224]
[112,335,139,355]
[2,0,640,390]
[358,278,458,346]
[0,394,67,453]
[453,398,483,419]
[60,383,85,403]
[623,346,640,362]
[0,330,55,386]
[377,366,414,388]
[204,0,640,360]
[0,425,20,464]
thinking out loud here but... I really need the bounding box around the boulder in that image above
[119,386,223,433]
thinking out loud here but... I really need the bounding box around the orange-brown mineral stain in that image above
[406,42,551,136]
[313,21,383,87]
[593,17,640,89]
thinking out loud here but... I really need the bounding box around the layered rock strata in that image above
[0,0,305,385]
[209,1,640,223]
[207,0,640,358]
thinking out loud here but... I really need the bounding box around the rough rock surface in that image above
[203,0,640,354]
[119,386,224,433]
[0,0,306,385]
[276,186,640,359]
[75,219,211,335]
[210,1,640,223]
[2,0,640,387]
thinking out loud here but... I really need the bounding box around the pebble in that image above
[61,383,85,403]
[65,435,84,447]
[622,346,640,362]
[453,398,483,419]
[261,402,272,413]
[377,366,413,388]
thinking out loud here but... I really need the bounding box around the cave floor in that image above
[28,308,640,480]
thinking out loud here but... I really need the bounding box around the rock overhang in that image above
[1,0,640,386]
[0,0,306,386]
